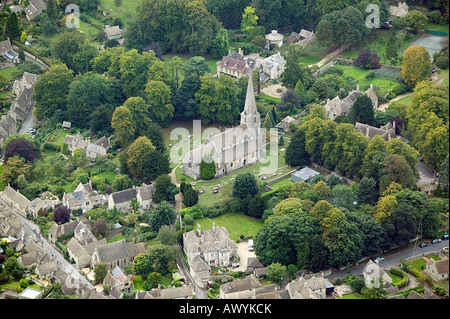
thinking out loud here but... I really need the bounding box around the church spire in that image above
[241,74,260,126]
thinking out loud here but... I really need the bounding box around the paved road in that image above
[326,239,449,280]
[18,104,38,134]
[176,247,207,299]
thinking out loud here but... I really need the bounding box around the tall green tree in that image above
[33,64,74,120]
[211,28,230,59]
[232,172,258,200]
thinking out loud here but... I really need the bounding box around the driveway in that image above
[18,104,38,134]
[237,241,256,270]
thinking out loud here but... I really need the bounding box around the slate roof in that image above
[95,239,145,263]
[217,56,250,75]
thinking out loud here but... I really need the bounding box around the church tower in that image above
[240,75,261,127]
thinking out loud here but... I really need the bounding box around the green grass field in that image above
[335,64,399,96]
[99,0,140,22]
[195,212,264,242]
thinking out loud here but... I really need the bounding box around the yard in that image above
[334,64,400,96]
[195,212,264,242]
[99,0,141,23]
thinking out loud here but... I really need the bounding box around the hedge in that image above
[389,268,409,288]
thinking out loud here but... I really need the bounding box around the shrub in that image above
[435,55,449,70]
[389,268,409,288]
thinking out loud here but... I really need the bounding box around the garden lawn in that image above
[335,64,398,96]
[195,212,264,242]
[0,65,19,81]
[99,0,140,22]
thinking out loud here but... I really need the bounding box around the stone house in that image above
[324,84,378,120]
[363,260,393,288]
[216,48,251,79]
[107,184,154,211]
[219,275,263,299]
[0,185,31,217]
[183,224,239,287]
[25,0,47,21]
[90,239,146,271]
[355,121,397,141]
[285,275,329,299]
[64,134,110,160]
[62,181,108,213]
[103,266,133,297]
[276,115,297,133]
[0,205,21,237]
[260,53,286,81]
[104,26,124,44]
[136,285,195,299]
[48,220,79,245]
[389,1,409,19]
[0,114,17,148]
[0,37,19,63]
[425,258,449,281]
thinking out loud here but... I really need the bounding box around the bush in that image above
[435,56,449,70]
[391,83,409,96]
[390,268,409,288]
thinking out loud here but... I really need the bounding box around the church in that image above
[182,76,264,180]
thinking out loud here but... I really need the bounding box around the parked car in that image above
[373,257,385,263]
[443,234,449,240]
[27,128,37,135]
[419,242,430,248]
[432,239,442,244]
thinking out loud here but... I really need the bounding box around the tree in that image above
[94,263,108,284]
[157,225,177,245]
[315,19,333,48]
[247,194,266,218]
[255,212,320,266]
[51,32,94,73]
[285,127,310,167]
[66,73,115,128]
[200,155,216,180]
[381,154,416,192]
[111,106,135,148]
[241,6,259,38]
[126,136,162,181]
[211,28,230,59]
[33,64,74,120]
[53,205,71,224]
[93,218,108,238]
[354,48,372,68]
[4,138,39,163]
[1,156,32,187]
[145,80,174,127]
[148,201,177,231]
[153,174,179,203]
[232,172,258,200]
[6,12,20,39]
[401,45,431,88]
[349,94,375,125]
[385,32,399,65]
[356,177,378,206]
[266,263,286,284]
[404,10,429,34]
[182,56,211,77]
[182,184,199,207]
[46,0,59,18]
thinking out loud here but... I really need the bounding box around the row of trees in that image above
[254,176,445,271]
[285,106,419,194]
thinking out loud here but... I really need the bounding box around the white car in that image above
[373,257,385,263]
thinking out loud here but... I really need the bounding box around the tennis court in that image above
[404,33,446,57]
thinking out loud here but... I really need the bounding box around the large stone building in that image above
[183,224,239,286]
[324,84,378,120]
[182,75,264,180]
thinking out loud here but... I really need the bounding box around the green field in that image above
[0,65,19,81]
[99,0,140,22]
[335,64,399,96]
[195,212,264,242]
